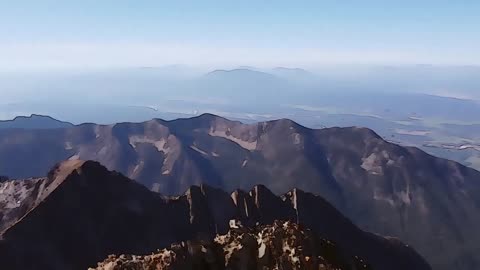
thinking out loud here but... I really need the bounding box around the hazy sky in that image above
[1,1,479,70]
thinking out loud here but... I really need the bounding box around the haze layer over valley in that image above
[2,65,480,170]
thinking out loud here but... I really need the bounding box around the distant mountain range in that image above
[0,114,73,129]
[0,113,479,269]
[194,69,295,105]
[0,160,429,270]
[206,67,315,81]
[205,68,279,79]
[270,67,318,83]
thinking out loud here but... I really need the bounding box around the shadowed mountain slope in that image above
[0,161,430,270]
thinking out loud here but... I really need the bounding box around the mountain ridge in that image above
[92,220,373,270]
[204,68,280,78]
[0,114,73,129]
[0,113,478,269]
[0,160,430,270]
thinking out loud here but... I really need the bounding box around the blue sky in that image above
[1,1,479,69]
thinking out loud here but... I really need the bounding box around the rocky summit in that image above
[91,221,372,270]
[0,160,430,270]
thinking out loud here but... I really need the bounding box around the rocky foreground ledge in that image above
[91,220,371,270]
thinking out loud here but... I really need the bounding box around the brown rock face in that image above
[92,221,371,270]
[0,161,430,270]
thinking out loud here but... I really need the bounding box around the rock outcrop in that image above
[91,221,372,270]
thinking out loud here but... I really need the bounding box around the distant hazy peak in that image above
[0,114,73,129]
[12,114,55,121]
[273,66,310,73]
[204,68,278,78]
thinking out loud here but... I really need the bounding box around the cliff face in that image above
[0,161,430,270]
[91,221,372,270]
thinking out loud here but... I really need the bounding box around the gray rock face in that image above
[0,176,49,233]
[0,161,430,270]
[0,114,478,269]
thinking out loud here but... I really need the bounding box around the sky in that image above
[1,0,479,70]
